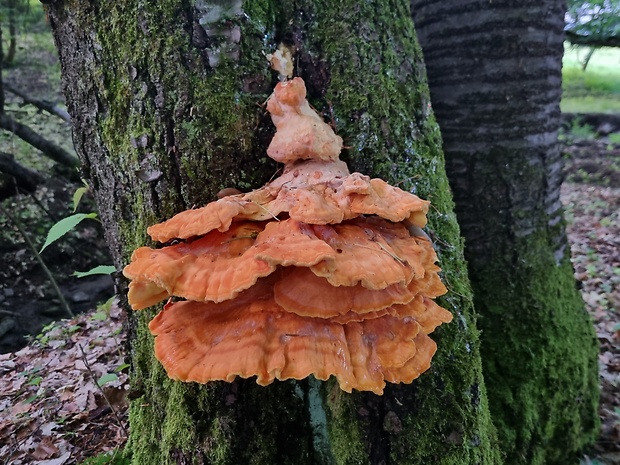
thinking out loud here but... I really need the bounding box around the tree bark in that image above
[4,0,18,66]
[411,1,600,463]
[47,1,500,463]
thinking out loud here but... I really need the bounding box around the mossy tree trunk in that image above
[411,1,600,463]
[47,1,500,463]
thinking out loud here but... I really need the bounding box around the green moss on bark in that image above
[474,230,599,464]
[325,385,372,465]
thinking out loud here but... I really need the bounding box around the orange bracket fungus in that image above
[123,75,453,395]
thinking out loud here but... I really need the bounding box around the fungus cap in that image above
[124,220,338,309]
[149,293,434,395]
[308,218,429,289]
[146,166,430,243]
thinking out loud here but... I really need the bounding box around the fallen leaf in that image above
[30,437,59,460]
[38,451,71,465]
[40,422,58,436]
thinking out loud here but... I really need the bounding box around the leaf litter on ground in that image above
[562,182,620,464]
[0,301,128,465]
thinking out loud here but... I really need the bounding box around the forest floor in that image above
[0,134,618,464]
[562,136,620,465]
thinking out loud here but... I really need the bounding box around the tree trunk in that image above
[4,0,18,66]
[1,23,5,112]
[47,1,500,463]
[411,1,600,464]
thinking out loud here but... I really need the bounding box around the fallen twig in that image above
[4,84,71,123]
[78,344,128,438]
[0,113,79,168]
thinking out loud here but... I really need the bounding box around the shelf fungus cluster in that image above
[123,77,453,395]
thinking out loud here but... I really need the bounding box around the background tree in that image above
[0,6,77,199]
[0,0,22,66]
[565,0,620,70]
[411,0,600,464]
[46,0,500,463]
[565,0,620,48]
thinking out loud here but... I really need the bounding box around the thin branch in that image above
[249,199,280,221]
[0,151,45,197]
[4,84,71,122]
[0,113,79,168]
[565,31,620,48]
[581,47,597,71]
[78,344,129,438]
[28,190,60,223]
[0,203,74,318]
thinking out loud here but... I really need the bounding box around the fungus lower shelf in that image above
[123,76,453,395]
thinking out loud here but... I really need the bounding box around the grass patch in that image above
[609,133,620,145]
[562,43,620,113]
[562,95,620,114]
[559,119,597,146]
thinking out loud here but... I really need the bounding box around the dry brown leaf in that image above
[30,436,59,460]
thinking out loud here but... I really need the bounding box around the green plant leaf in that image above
[72,185,89,212]
[27,376,42,386]
[73,265,116,278]
[97,296,115,313]
[40,212,98,253]
[90,312,107,321]
[115,363,130,373]
[97,373,119,387]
